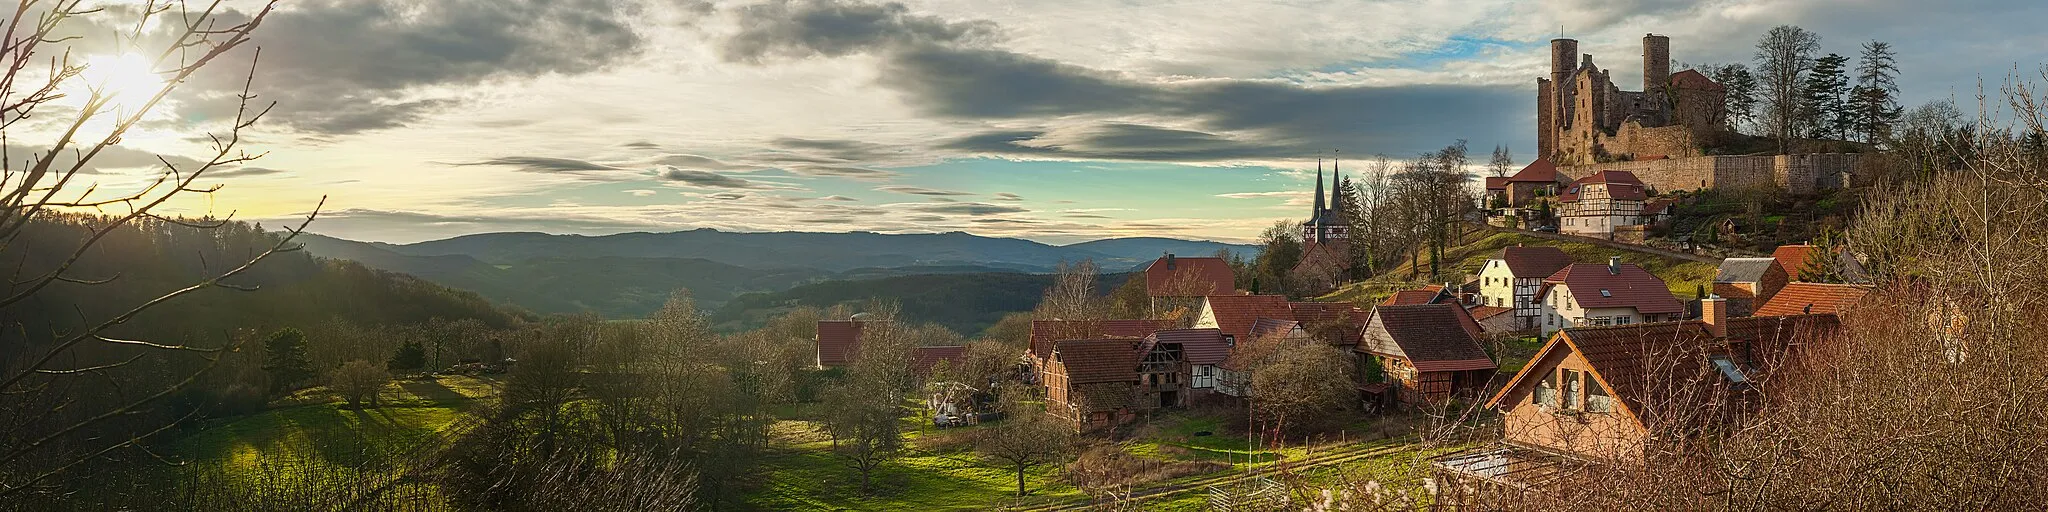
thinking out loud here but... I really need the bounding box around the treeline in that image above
[0,214,531,497]
[1690,25,1903,149]
[1230,141,1482,298]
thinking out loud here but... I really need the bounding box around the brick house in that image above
[1537,258,1685,336]
[1355,304,1497,408]
[1558,170,1649,239]
[1712,257,1789,316]
[1434,297,1841,494]
[1501,160,1568,208]
[1477,245,1575,329]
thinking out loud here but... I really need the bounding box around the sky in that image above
[21,0,2048,244]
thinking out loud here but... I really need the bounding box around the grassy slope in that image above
[1320,230,1717,305]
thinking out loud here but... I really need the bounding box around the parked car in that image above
[1534,225,1558,233]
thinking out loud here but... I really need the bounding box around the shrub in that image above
[329,360,390,409]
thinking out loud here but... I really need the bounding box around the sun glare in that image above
[76,53,168,111]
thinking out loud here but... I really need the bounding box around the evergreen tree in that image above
[1709,63,1760,134]
[388,340,427,371]
[262,328,316,394]
[1849,41,1903,144]
[1802,53,1851,140]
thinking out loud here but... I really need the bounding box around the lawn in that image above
[746,418,1087,511]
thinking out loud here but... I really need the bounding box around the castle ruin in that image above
[1537,34,1727,165]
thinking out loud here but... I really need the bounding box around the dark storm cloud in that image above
[723,0,1523,159]
[722,0,996,62]
[129,0,651,134]
[877,185,973,196]
[454,156,624,173]
[660,168,782,189]
[912,203,1027,215]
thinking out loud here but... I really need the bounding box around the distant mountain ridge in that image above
[292,229,1256,320]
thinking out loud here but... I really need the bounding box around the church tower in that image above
[1301,158,1348,245]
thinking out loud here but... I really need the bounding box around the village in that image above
[809,32,1884,506]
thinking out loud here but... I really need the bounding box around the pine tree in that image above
[388,340,427,371]
[1802,53,1851,140]
[1708,64,1759,134]
[263,328,316,395]
[1849,40,1903,144]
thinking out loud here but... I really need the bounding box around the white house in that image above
[1539,257,1687,336]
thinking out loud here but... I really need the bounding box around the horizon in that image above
[19,0,2040,245]
[301,225,1266,248]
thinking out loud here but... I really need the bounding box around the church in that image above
[1295,160,1350,276]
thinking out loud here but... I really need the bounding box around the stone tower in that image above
[1537,38,1580,160]
[1643,34,1671,96]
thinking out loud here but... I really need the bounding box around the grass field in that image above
[1320,230,1717,304]
[747,415,1087,511]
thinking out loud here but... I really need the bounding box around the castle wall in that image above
[1613,122,1700,160]
[1557,154,1863,195]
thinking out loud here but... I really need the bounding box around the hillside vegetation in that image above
[1318,230,1716,305]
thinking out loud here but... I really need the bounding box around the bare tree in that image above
[0,0,313,496]
[975,384,1073,496]
[1755,25,1821,153]
[1036,259,1108,321]
[327,360,390,409]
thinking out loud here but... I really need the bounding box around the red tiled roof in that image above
[1029,319,1173,360]
[1290,301,1370,345]
[1671,69,1725,92]
[817,320,869,367]
[1508,159,1562,183]
[1468,305,1513,321]
[1053,338,1140,384]
[1559,170,1648,202]
[1543,263,1684,315]
[1485,176,1510,191]
[1201,294,1294,341]
[1488,315,1840,423]
[1145,255,1236,297]
[1357,304,1494,373]
[1380,288,1451,306]
[1248,318,1300,340]
[1149,328,1231,366]
[1770,244,1816,278]
[1643,198,1676,215]
[1754,283,1872,317]
[1496,246,1574,279]
[912,345,966,376]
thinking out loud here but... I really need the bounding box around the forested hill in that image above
[353,229,1257,273]
[295,230,1254,318]
[711,272,1134,336]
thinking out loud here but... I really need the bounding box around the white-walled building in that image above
[1538,257,1687,336]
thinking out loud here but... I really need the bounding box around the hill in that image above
[1318,229,1718,305]
[1060,237,1258,269]
[711,272,1133,336]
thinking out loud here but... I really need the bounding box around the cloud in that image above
[659,168,786,189]
[722,0,997,62]
[820,195,860,201]
[625,189,658,197]
[147,0,653,134]
[912,202,1027,215]
[991,192,1023,201]
[649,154,756,170]
[454,156,624,173]
[877,185,973,196]
[788,165,901,180]
[768,137,899,161]
[707,192,749,200]
[211,166,289,177]
[1063,213,1111,219]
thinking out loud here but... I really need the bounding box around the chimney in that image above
[1703,295,1728,338]
[1608,256,1622,275]
[1166,253,1176,270]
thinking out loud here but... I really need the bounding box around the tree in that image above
[1251,221,1304,295]
[975,384,1074,496]
[387,340,427,371]
[1755,25,1822,152]
[264,328,317,394]
[1802,53,1852,140]
[329,360,391,409]
[0,2,305,496]
[1706,63,1760,134]
[822,318,914,493]
[1036,259,1108,321]
[1488,145,1514,177]
[1849,41,1903,144]
[1250,342,1354,435]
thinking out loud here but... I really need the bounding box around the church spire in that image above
[1313,159,1326,219]
[1331,154,1345,217]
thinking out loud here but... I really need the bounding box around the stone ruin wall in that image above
[1558,153,1864,196]
[1612,123,1701,160]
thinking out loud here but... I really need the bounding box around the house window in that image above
[1562,370,1583,410]
[1616,316,1632,325]
[1587,380,1615,413]
[1591,316,1612,326]
[1535,371,1559,407]
[1193,365,1214,388]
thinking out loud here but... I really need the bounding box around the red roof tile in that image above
[1770,244,1816,278]
[1144,255,1236,297]
[1496,246,1574,279]
[1247,318,1301,341]
[1468,305,1513,321]
[1357,304,1494,373]
[1149,328,1231,365]
[1380,288,1451,306]
[1489,315,1840,425]
[1201,294,1294,341]
[1053,338,1140,384]
[1671,69,1725,92]
[1643,198,1676,215]
[1542,263,1684,315]
[1559,170,1648,202]
[1508,159,1562,183]
[912,345,966,376]
[1485,176,1510,191]
[817,320,869,367]
[1754,283,1872,317]
[1029,319,1173,360]
[1290,301,1370,345]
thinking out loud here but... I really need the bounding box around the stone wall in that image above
[1558,153,1863,195]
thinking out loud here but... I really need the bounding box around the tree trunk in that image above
[1016,464,1027,496]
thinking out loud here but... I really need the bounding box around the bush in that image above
[329,360,390,409]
